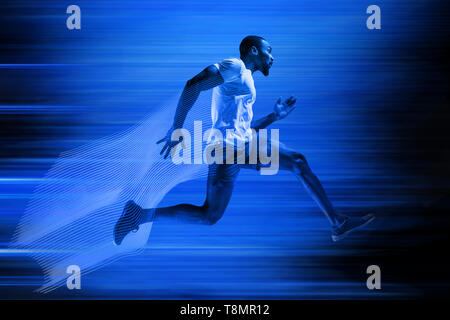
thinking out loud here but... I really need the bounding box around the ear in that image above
[250,45,259,56]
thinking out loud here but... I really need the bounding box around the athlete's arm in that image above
[251,112,277,130]
[252,96,297,130]
[173,65,224,128]
[157,65,224,159]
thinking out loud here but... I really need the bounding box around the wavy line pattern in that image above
[11,97,212,292]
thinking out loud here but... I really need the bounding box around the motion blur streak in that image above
[11,96,214,292]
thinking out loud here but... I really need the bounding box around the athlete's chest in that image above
[223,71,256,103]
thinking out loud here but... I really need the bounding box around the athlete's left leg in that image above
[242,139,374,240]
[276,143,346,226]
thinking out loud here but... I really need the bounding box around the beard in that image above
[261,64,270,76]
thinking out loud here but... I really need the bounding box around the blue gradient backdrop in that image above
[1,0,449,298]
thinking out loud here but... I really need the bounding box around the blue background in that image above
[1,0,449,298]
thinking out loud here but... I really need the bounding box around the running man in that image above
[114,35,374,244]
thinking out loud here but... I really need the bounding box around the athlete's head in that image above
[239,35,273,76]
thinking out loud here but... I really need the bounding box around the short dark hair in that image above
[239,35,266,57]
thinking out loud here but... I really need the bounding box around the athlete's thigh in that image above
[239,135,299,172]
[204,164,240,214]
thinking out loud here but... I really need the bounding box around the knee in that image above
[291,152,311,174]
[204,211,224,225]
[202,205,225,225]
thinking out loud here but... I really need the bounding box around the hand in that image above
[273,96,297,120]
[156,126,183,159]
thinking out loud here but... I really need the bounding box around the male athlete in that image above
[114,36,374,244]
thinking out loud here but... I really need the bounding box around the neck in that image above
[241,55,257,73]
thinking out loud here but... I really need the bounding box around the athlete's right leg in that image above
[141,164,240,225]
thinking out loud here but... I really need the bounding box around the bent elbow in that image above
[185,78,198,91]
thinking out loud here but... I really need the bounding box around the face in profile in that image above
[256,40,274,76]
